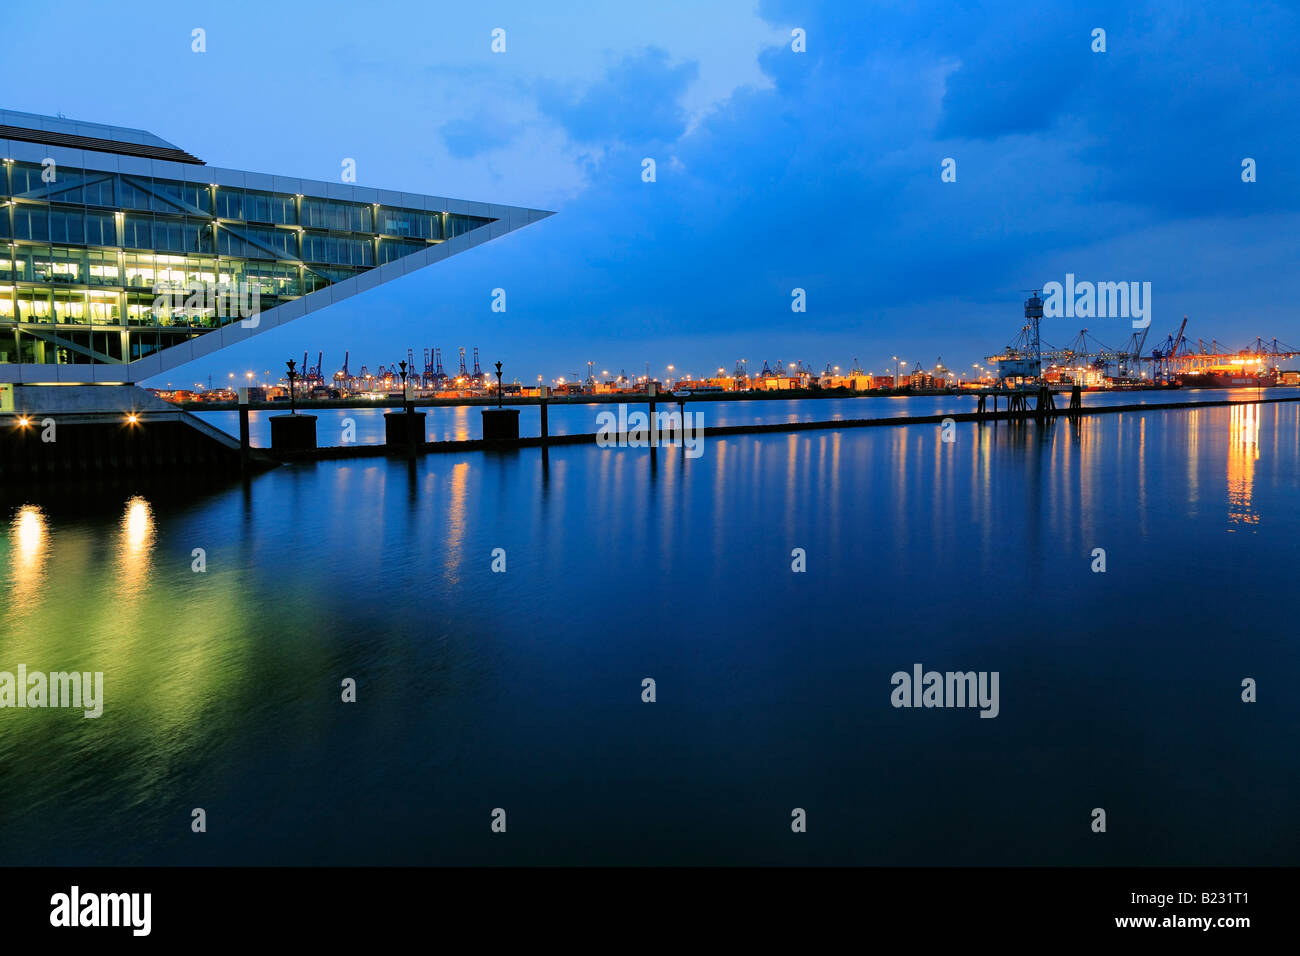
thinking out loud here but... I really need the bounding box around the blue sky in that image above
[8,1,1298,385]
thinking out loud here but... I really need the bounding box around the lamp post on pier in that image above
[286,359,298,414]
[480,360,520,441]
[400,360,414,458]
[269,357,317,453]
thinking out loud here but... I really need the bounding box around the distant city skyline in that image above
[160,349,972,390]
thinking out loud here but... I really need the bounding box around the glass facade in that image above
[0,159,494,368]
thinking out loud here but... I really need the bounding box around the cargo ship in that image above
[1179,370,1278,388]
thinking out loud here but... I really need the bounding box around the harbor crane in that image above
[988,295,1300,384]
[1149,316,1188,384]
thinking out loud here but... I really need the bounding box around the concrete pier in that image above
[1,385,257,480]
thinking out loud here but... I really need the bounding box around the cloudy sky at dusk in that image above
[8,1,1297,385]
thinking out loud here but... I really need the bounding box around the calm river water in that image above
[1,400,1297,864]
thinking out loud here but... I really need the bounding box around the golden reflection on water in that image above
[1,490,276,792]
[451,406,471,443]
[13,505,48,577]
[6,505,50,618]
[443,461,469,584]
[115,495,156,599]
[1227,404,1259,528]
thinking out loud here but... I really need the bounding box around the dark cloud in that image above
[443,0,1300,370]
[537,47,699,145]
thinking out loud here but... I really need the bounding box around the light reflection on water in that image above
[10,506,48,608]
[1227,403,1260,528]
[0,404,1297,865]
[117,496,156,599]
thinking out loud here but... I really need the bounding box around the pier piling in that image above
[383,408,426,453]
[648,382,657,445]
[270,413,318,453]
[238,387,251,475]
[1008,390,1027,421]
[539,385,549,445]
[1035,385,1055,420]
[405,380,416,459]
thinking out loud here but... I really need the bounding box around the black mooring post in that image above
[648,381,657,447]
[647,381,658,463]
[539,385,549,445]
[238,386,251,475]
[406,386,416,458]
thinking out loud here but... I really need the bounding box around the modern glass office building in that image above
[0,110,551,383]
